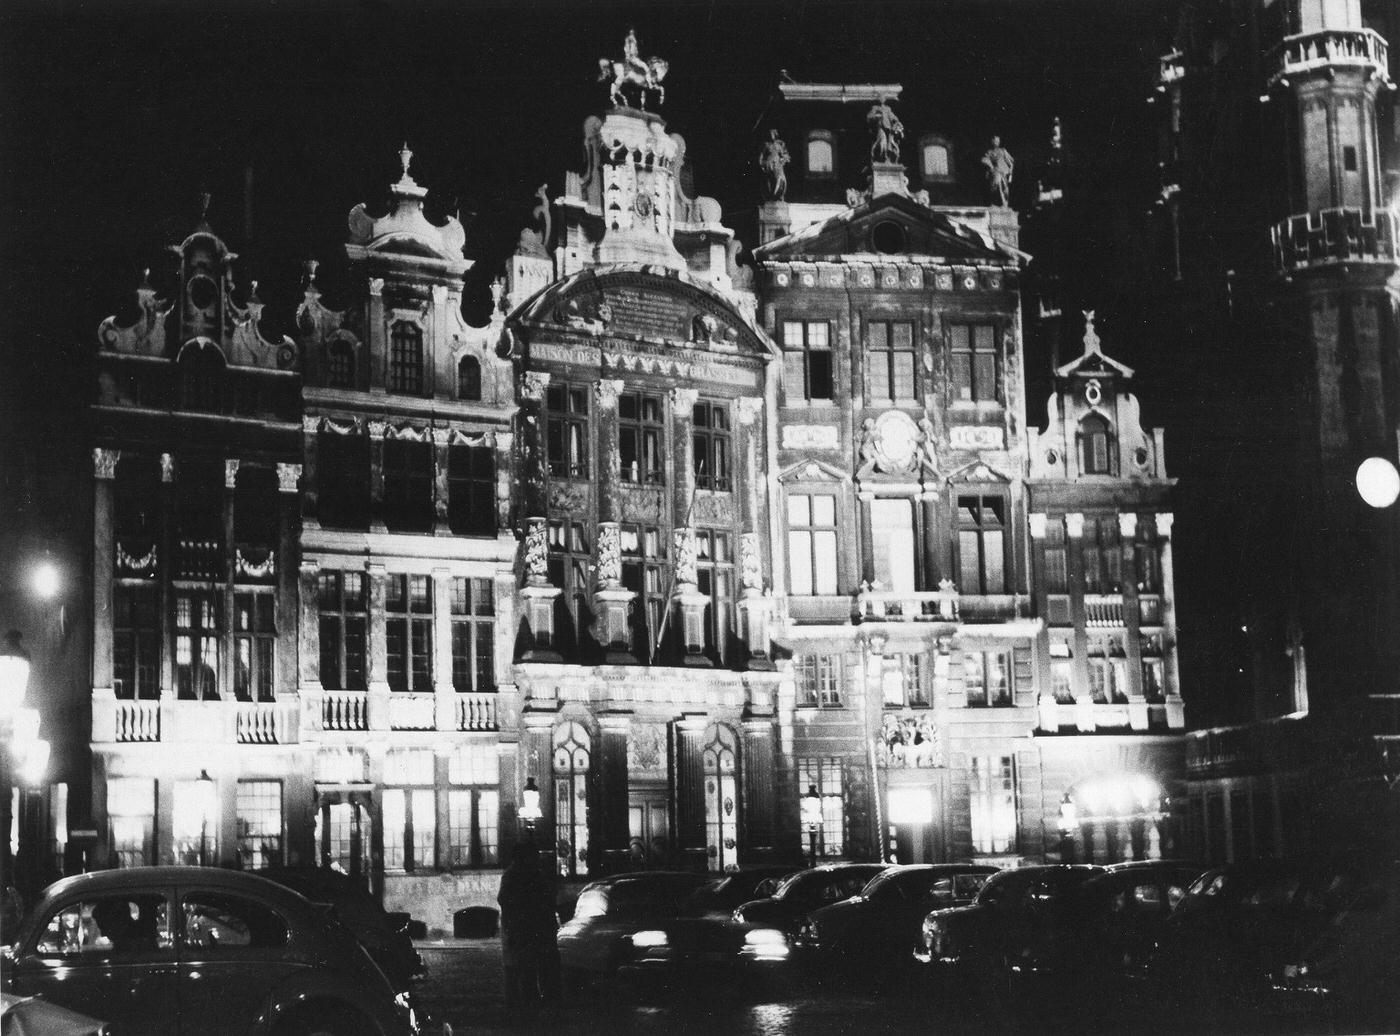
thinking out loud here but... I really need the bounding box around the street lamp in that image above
[1357,457,1400,508]
[520,776,543,844]
[195,770,217,867]
[800,784,823,865]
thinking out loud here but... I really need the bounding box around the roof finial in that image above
[1082,309,1100,355]
[399,142,413,181]
[198,189,212,224]
[304,258,319,285]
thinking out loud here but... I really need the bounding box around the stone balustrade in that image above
[856,587,961,622]
[387,692,437,731]
[1083,594,1125,628]
[115,699,161,742]
[236,701,295,744]
[1272,206,1400,272]
[1270,27,1390,86]
[322,690,369,732]
[456,693,499,731]
[1037,697,1185,734]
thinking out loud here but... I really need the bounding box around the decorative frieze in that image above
[521,371,552,401]
[595,522,623,588]
[781,425,840,451]
[739,532,763,592]
[949,425,1006,451]
[673,526,699,586]
[235,548,276,579]
[524,518,550,586]
[735,396,763,426]
[115,541,157,575]
[594,378,624,409]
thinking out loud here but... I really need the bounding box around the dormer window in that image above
[806,131,835,178]
[1079,413,1117,476]
[919,135,953,182]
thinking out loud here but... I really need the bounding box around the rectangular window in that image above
[386,575,433,693]
[786,493,838,596]
[871,498,917,594]
[796,654,841,708]
[781,320,833,402]
[865,320,916,404]
[797,757,844,857]
[317,432,370,530]
[447,743,499,868]
[1135,519,1161,594]
[114,585,159,700]
[619,392,666,485]
[1082,516,1121,595]
[1142,656,1165,703]
[388,321,424,395]
[383,749,435,872]
[964,650,1011,707]
[1050,640,1075,704]
[233,590,276,703]
[547,519,591,654]
[382,439,434,533]
[447,444,496,536]
[172,779,216,865]
[1042,518,1067,593]
[696,528,734,662]
[949,323,999,404]
[107,777,155,868]
[546,384,590,478]
[621,524,667,659]
[236,780,283,869]
[1087,648,1127,704]
[692,401,732,491]
[318,572,367,691]
[882,653,929,708]
[450,577,495,693]
[969,756,1017,854]
[175,591,221,700]
[957,495,1006,594]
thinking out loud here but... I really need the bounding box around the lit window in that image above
[554,723,591,879]
[692,401,731,491]
[1050,640,1075,704]
[619,391,665,485]
[970,756,1017,854]
[233,590,276,703]
[172,779,218,866]
[883,653,928,708]
[695,529,734,663]
[1081,516,1122,594]
[386,575,433,693]
[546,384,590,478]
[621,524,667,658]
[781,320,834,403]
[236,781,283,869]
[107,778,155,868]
[703,725,739,873]
[388,321,424,395]
[450,577,495,694]
[175,591,221,701]
[964,649,1011,707]
[797,757,844,857]
[949,323,999,404]
[447,743,499,868]
[807,134,834,176]
[956,495,1006,595]
[865,320,916,403]
[796,654,841,708]
[383,748,435,872]
[787,493,839,596]
[548,519,591,654]
[871,498,917,594]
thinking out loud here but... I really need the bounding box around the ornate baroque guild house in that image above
[85,32,1188,928]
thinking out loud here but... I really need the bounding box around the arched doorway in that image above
[553,722,591,878]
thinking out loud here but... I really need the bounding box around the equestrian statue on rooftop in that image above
[598,29,670,110]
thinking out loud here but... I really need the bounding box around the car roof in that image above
[29,867,314,919]
[582,871,711,891]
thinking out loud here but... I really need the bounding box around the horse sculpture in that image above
[597,56,669,110]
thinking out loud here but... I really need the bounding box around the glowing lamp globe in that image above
[1357,457,1400,508]
[0,631,30,719]
[32,561,60,600]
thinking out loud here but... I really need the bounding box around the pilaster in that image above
[1156,513,1185,729]
[597,712,632,872]
[298,560,323,733]
[674,714,708,867]
[367,562,389,728]
[432,567,454,729]
[520,517,562,662]
[301,417,321,527]
[368,421,388,534]
[92,449,119,695]
[1065,511,1094,732]
[672,527,710,666]
[741,718,777,856]
[276,466,301,712]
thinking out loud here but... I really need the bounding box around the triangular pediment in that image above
[755,194,1023,264]
[946,458,1014,484]
[778,459,850,485]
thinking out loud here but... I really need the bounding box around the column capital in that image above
[1155,512,1174,538]
[594,378,625,409]
[1028,513,1048,539]
[522,370,552,401]
[1118,512,1138,539]
[224,459,240,489]
[1065,512,1084,538]
[302,415,321,435]
[299,559,321,575]
[524,517,551,586]
[92,448,121,480]
[739,531,764,592]
[277,463,303,494]
[367,420,388,439]
[160,453,175,483]
[670,386,700,410]
[735,396,764,425]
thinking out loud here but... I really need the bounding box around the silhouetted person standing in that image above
[497,843,559,1005]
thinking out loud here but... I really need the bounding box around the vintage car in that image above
[731,863,892,937]
[795,864,999,980]
[0,867,417,1036]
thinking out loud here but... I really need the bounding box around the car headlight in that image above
[742,927,790,961]
[630,930,669,948]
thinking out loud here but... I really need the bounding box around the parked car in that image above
[1136,856,1400,1032]
[0,867,417,1036]
[914,864,1106,991]
[795,864,999,978]
[556,871,712,996]
[254,866,424,992]
[732,863,892,937]
[678,866,798,918]
[1,992,109,1036]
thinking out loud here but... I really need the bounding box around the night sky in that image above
[3,1,1221,775]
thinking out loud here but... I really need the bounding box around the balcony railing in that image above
[1270,27,1391,86]
[388,692,436,731]
[115,699,161,742]
[1272,207,1400,272]
[457,693,499,732]
[959,594,1026,624]
[1083,594,1126,628]
[236,701,291,744]
[856,586,960,623]
[174,539,223,581]
[322,690,368,732]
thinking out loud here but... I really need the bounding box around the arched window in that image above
[457,355,482,401]
[702,724,739,873]
[806,132,835,177]
[919,134,953,182]
[327,340,355,389]
[553,722,591,879]
[388,321,424,395]
[1079,414,1117,476]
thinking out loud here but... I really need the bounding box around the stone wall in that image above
[384,870,504,937]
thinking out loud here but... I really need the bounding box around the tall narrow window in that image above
[327,340,355,389]
[865,320,916,404]
[1079,414,1116,475]
[1043,517,1068,593]
[383,439,434,533]
[1135,518,1161,594]
[970,756,1017,854]
[1081,516,1121,594]
[233,590,276,702]
[883,653,929,708]
[546,384,590,478]
[447,743,499,867]
[547,520,591,654]
[448,444,495,536]
[388,321,424,396]
[175,591,220,700]
[621,524,667,658]
[318,572,367,691]
[806,132,835,176]
[1050,641,1075,703]
[949,323,999,404]
[236,780,283,869]
[796,654,841,708]
[956,494,1006,594]
[457,355,481,401]
[619,391,665,485]
[386,575,433,693]
[692,401,731,491]
[871,498,917,593]
[1087,644,1127,703]
[107,777,155,868]
[553,722,591,879]
[787,493,839,596]
[450,577,495,694]
[317,432,370,530]
[703,725,739,873]
[781,320,833,402]
[796,757,844,856]
[964,650,1011,707]
[114,585,158,700]
[383,749,435,872]
[696,528,734,663]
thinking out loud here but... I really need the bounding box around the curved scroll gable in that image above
[98,276,173,358]
[1118,392,1158,479]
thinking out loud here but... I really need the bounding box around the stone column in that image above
[222,459,239,700]
[736,533,772,668]
[301,417,321,527]
[368,421,388,534]
[597,713,632,873]
[1119,513,1149,730]
[1029,514,1058,731]
[595,379,624,523]
[674,715,708,869]
[367,563,389,729]
[520,518,562,662]
[276,465,302,733]
[432,567,454,730]
[592,522,636,664]
[367,278,386,391]
[1156,513,1186,729]
[494,432,514,531]
[734,397,764,534]
[857,488,875,588]
[670,387,699,517]
[298,560,323,734]
[92,449,120,695]
[741,719,777,858]
[919,487,942,590]
[159,454,175,697]
[1065,512,1094,733]
[520,372,552,520]
[432,429,452,534]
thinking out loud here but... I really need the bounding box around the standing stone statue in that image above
[981,135,1015,207]
[867,97,904,164]
[759,129,790,201]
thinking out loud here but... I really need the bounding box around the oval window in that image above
[187,275,217,311]
[872,221,907,255]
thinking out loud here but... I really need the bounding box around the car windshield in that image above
[860,869,930,901]
[775,867,882,904]
[973,870,1038,908]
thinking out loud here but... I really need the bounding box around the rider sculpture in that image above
[598,28,669,109]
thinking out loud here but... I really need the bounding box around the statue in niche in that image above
[858,418,879,474]
[867,97,904,164]
[598,29,669,109]
[981,135,1015,207]
[758,129,790,201]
